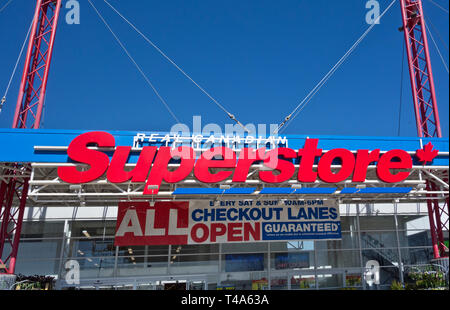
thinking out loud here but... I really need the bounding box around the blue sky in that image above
[0,0,448,137]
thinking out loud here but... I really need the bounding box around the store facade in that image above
[0,129,448,290]
[11,201,441,290]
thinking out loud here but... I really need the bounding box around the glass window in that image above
[219,271,268,290]
[223,253,266,272]
[270,241,314,252]
[170,244,219,255]
[117,245,168,258]
[16,222,64,271]
[271,252,313,270]
[359,216,395,231]
[20,221,64,239]
[18,239,62,260]
[291,275,316,290]
[270,274,289,290]
[361,248,399,267]
[169,255,219,275]
[376,266,400,290]
[340,216,358,232]
[317,273,343,289]
[401,247,433,265]
[70,221,116,238]
[316,232,359,250]
[118,245,146,257]
[68,238,115,258]
[360,231,398,249]
[398,229,432,248]
[116,255,168,277]
[398,215,430,230]
[316,250,361,268]
[15,259,60,276]
[222,242,268,254]
[61,257,115,279]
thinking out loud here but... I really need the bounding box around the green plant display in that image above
[14,275,55,290]
[404,266,448,290]
[390,280,405,290]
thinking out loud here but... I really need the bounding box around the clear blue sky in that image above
[0,0,448,137]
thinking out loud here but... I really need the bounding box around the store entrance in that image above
[72,275,208,290]
[138,275,208,290]
[161,280,206,290]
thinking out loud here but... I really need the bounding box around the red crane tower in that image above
[400,0,448,259]
[0,0,447,276]
[0,0,62,274]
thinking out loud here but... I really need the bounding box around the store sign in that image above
[57,131,440,195]
[114,199,341,246]
[132,132,288,150]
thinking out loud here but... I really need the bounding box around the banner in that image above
[114,199,341,246]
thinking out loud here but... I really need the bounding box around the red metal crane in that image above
[400,0,448,259]
[0,0,62,274]
[0,0,447,276]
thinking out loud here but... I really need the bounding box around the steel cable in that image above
[87,0,181,124]
[274,0,397,134]
[1,16,33,113]
[103,0,249,132]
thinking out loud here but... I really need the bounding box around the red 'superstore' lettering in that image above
[57,131,114,183]
[57,131,423,194]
